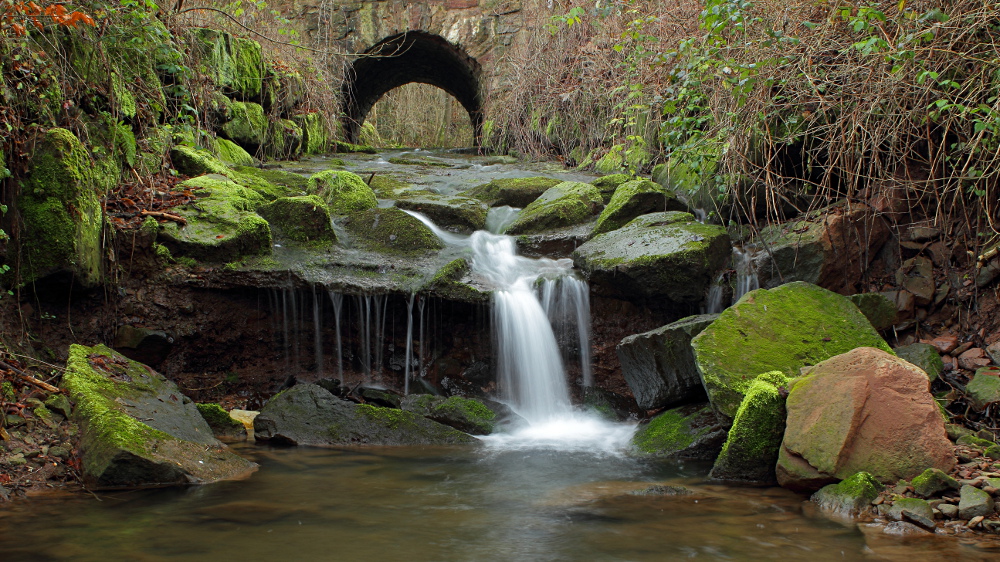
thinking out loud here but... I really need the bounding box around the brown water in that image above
[1,444,996,561]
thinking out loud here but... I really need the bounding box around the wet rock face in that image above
[394,192,489,233]
[777,347,956,492]
[253,384,477,446]
[630,402,727,460]
[593,178,687,235]
[572,212,730,306]
[62,344,256,489]
[505,181,604,235]
[616,314,716,410]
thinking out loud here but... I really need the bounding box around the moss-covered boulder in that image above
[307,170,377,214]
[265,118,303,160]
[343,207,443,255]
[253,384,477,446]
[400,394,498,435]
[190,28,264,100]
[966,367,1000,410]
[232,166,308,192]
[62,344,256,488]
[630,403,726,459]
[334,140,377,154]
[464,176,563,207]
[157,176,272,262]
[257,195,335,243]
[422,258,490,303]
[850,292,897,331]
[777,347,955,491]
[590,173,632,203]
[213,137,255,167]
[894,343,944,382]
[617,314,717,410]
[170,144,232,177]
[262,66,306,116]
[572,212,730,304]
[811,472,881,518]
[294,112,328,155]
[394,192,489,233]
[220,101,267,154]
[196,403,248,441]
[593,179,687,235]
[691,282,892,420]
[18,128,104,287]
[505,181,603,234]
[709,372,789,484]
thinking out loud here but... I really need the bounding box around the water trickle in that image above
[704,272,726,314]
[313,286,323,375]
[733,244,759,302]
[328,290,344,379]
[485,206,520,234]
[403,292,415,395]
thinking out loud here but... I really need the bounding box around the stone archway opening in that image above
[341,31,483,147]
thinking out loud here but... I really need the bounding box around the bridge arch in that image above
[341,31,483,147]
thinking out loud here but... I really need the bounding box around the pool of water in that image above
[2,442,994,561]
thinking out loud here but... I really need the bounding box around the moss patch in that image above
[257,195,335,242]
[220,101,267,153]
[631,403,721,456]
[593,178,687,235]
[811,472,881,516]
[343,207,443,255]
[505,181,603,234]
[308,170,378,214]
[394,192,489,232]
[464,176,563,207]
[591,173,632,202]
[709,371,789,483]
[850,292,897,331]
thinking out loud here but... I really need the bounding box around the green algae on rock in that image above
[343,207,443,255]
[62,344,256,488]
[394,192,489,233]
[593,178,687,235]
[630,403,726,459]
[18,128,104,287]
[811,472,881,517]
[572,211,730,304]
[505,181,603,234]
[265,118,304,160]
[691,282,892,420]
[464,176,563,207]
[308,170,378,214]
[590,173,632,203]
[709,371,789,484]
[257,195,335,242]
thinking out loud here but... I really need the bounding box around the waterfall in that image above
[328,290,344,379]
[733,244,759,302]
[403,292,415,395]
[313,286,323,375]
[540,277,593,388]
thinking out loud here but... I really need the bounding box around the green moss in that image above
[850,293,897,331]
[233,166,309,191]
[295,112,329,155]
[220,101,267,151]
[431,258,469,285]
[153,243,172,261]
[812,471,881,515]
[505,181,603,234]
[595,146,624,173]
[266,118,304,160]
[257,195,335,242]
[894,343,944,382]
[956,434,995,449]
[190,28,264,99]
[196,403,244,432]
[691,282,893,420]
[369,175,412,197]
[593,178,686,235]
[355,404,416,430]
[110,72,136,118]
[308,170,377,214]
[394,192,489,232]
[965,369,1000,409]
[170,144,232,177]
[214,138,255,167]
[387,157,451,167]
[465,176,562,207]
[710,372,789,482]
[334,140,377,154]
[910,467,959,497]
[1,381,14,402]
[343,207,444,255]
[590,173,632,202]
[430,396,496,434]
[632,405,718,455]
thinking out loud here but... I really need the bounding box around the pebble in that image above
[970,515,986,527]
[939,504,959,518]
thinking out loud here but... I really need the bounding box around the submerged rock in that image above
[776,347,955,491]
[630,403,726,460]
[62,344,256,488]
[593,179,687,235]
[395,192,489,233]
[691,282,891,420]
[343,207,444,255]
[465,176,562,207]
[617,314,717,410]
[811,472,881,518]
[254,384,476,446]
[308,170,377,215]
[572,212,730,305]
[505,181,603,234]
[709,372,789,484]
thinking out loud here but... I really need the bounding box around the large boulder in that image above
[257,195,335,243]
[157,176,272,262]
[630,403,727,459]
[219,101,268,154]
[617,314,717,410]
[399,394,503,435]
[593,179,687,235]
[394,192,489,233]
[590,173,632,203]
[307,170,377,215]
[572,212,730,304]
[464,176,562,207]
[62,344,256,488]
[776,347,955,491]
[753,204,890,294]
[505,181,603,234]
[691,282,892,420]
[709,372,789,484]
[253,384,477,446]
[343,207,444,255]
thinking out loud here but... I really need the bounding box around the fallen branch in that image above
[0,361,61,393]
[141,210,187,225]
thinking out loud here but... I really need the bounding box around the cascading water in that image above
[733,244,759,302]
[405,210,635,452]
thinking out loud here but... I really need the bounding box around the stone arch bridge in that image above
[292,0,542,144]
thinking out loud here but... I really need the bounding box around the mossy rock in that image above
[62,344,256,488]
[595,147,624,174]
[630,403,726,459]
[343,207,443,256]
[422,258,489,303]
[464,176,563,207]
[590,173,632,203]
[294,112,329,155]
[850,293,897,331]
[257,195,335,243]
[369,175,414,197]
[213,137,255,167]
[232,166,308,192]
[190,28,264,99]
[307,170,377,214]
[572,212,731,304]
[811,472,881,517]
[157,175,272,262]
[691,282,892,421]
[709,372,790,484]
[400,394,497,435]
[196,403,248,441]
[220,101,267,154]
[966,368,1000,410]
[262,66,306,116]
[894,343,944,382]
[387,156,451,167]
[18,128,104,287]
[170,144,232,177]
[593,178,688,235]
[265,118,304,160]
[254,384,476,446]
[910,467,959,497]
[394,192,489,233]
[505,181,603,234]
[334,140,377,154]
[136,125,173,176]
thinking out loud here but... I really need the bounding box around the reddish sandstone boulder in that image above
[777,347,955,491]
